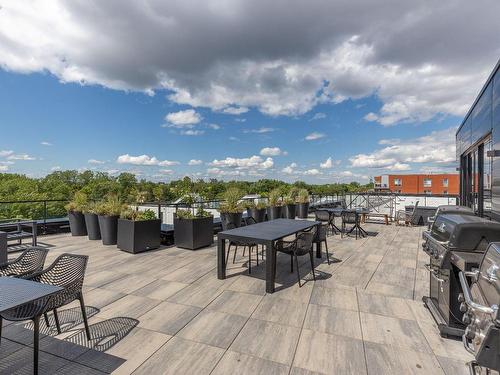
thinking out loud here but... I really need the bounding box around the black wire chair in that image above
[0,247,48,277]
[223,221,259,274]
[342,211,360,239]
[0,253,91,375]
[314,224,331,265]
[314,210,338,235]
[275,227,317,287]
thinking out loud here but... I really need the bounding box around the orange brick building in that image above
[374,174,459,195]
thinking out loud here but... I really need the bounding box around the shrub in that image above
[268,188,282,207]
[297,189,310,204]
[218,187,244,213]
[95,194,125,216]
[65,191,88,212]
[121,208,157,221]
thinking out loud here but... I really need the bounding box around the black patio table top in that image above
[321,207,370,214]
[217,219,321,293]
[0,276,62,313]
[218,218,321,243]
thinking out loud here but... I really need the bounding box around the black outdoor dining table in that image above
[323,207,370,237]
[0,276,62,375]
[217,218,321,293]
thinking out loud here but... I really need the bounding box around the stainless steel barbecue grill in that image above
[459,242,500,374]
[427,205,474,229]
[422,214,500,337]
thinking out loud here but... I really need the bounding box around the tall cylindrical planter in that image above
[249,208,266,223]
[285,204,296,219]
[297,203,310,219]
[84,212,101,240]
[98,215,119,245]
[220,212,243,229]
[266,206,283,221]
[68,211,87,236]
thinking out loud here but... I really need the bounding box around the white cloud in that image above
[310,112,326,121]
[305,132,325,141]
[303,168,321,176]
[164,109,202,128]
[209,155,273,170]
[229,136,240,141]
[0,165,9,172]
[7,154,36,161]
[40,141,53,146]
[180,129,205,136]
[116,154,179,166]
[88,159,105,164]
[243,127,275,134]
[364,112,378,122]
[159,169,174,174]
[320,157,334,169]
[282,162,298,174]
[208,123,220,130]
[51,166,61,171]
[0,1,498,124]
[0,150,14,157]
[349,127,456,170]
[260,147,285,156]
[188,159,203,166]
[207,168,246,176]
[222,106,249,115]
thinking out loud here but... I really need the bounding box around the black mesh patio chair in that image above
[26,253,91,340]
[0,253,90,375]
[0,247,48,277]
[223,222,259,274]
[274,227,317,287]
[341,211,360,239]
[314,210,338,235]
[313,224,331,265]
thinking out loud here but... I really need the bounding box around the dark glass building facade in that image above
[456,59,500,219]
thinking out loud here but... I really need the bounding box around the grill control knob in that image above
[458,293,465,303]
[462,313,472,325]
[465,326,476,340]
[460,302,468,312]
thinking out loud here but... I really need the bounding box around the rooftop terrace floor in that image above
[0,222,472,374]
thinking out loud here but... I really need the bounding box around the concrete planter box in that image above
[174,216,213,250]
[117,219,161,253]
[247,208,266,223]
[297,203,310,218]
[68,211,87,236]
[98,215,119,245]
[84,213,101,240]
[285,204,296,219]
[266,206,283,220]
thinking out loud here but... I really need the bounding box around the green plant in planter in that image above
[176,207,212,219]
[268,188,283,207]
[95,194,125,216]
[288,187,300,202]
[256,201,267,210]
[218,187,244,213]
[65,191,88,212]
[121,208,157,221]
[82,201,99,214]
[283,196,295,205]
[297,188,310,203]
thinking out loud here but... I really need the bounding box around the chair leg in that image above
[79,294,91,341]
[233,245,238,264]
[294,254,301,287]
[255,246,259,266]
[43,313,50,328]
[309,251,316,281]
[0,316,2,345]
[248,246,252,274]
[33,315,40,375]
[290,254,294,273]
[53,309,61,334]
[324,240,330,265]
[226,243,232,266]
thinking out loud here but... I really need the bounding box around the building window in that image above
[394,178,402,186]
[423,178,432,187]
[442,178,448,187]
[424,190,432,195]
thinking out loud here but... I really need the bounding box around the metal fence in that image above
[0,193,459,226]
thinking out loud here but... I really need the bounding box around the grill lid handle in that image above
[458,271,498,315]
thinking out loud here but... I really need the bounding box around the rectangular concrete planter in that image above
[117,219,161,253]
[174,216,213,250]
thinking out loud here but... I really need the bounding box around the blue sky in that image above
[0,70,462,183]
[0,1,498,183]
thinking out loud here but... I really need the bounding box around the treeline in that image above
[0,171,372,220]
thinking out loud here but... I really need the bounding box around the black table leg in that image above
[265,240,275,293]
[217,237,226,279]
[33,315,40,375]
